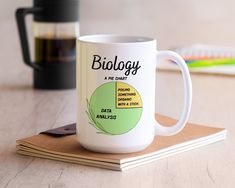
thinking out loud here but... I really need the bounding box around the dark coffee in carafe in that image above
[35,37,76,64]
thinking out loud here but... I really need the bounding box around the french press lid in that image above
[34,0,79,22]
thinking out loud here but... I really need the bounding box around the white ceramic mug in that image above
[76,35,192,153]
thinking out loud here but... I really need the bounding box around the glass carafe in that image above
[16,0,79,89]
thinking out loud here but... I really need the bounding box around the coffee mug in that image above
[76,35,192,153]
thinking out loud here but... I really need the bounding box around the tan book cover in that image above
[16,114,227,171]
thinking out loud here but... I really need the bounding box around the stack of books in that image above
[16,114,227,171]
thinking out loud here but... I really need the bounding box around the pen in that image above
[186,59,235,68]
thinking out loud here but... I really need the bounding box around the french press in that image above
[16,0,79,89]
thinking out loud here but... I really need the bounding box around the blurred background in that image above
[2,0,235,49]
[80,0,235,49]
[0,0,232,119]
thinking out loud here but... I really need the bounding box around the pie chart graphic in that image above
[86,81,143,135]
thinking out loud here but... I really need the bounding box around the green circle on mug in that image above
[86,81,143,135]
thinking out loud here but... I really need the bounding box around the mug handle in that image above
[15,7,43,70]
[155,51,192,136]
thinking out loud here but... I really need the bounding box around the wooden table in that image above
[1,7,235,188]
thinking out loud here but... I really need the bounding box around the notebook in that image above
[16,114,227,171]
[158,44,235,75]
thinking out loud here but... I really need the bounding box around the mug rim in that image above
[77,34,156,45]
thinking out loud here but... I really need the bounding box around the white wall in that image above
[4,0,235,49]
[80,0,235,49]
